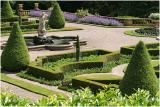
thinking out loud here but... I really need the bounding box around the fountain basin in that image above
[1,36,87,51]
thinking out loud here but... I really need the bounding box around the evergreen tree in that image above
[119,41,159,96]
[1,23,30,72]
[76,35,80,61]
[48,2,65,29]
[2,1,14,18]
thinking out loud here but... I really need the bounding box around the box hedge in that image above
[1,1,14,18]
[120,43,159,56]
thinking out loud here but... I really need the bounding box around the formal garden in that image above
[0,1,159,106]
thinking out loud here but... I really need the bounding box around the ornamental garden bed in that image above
[124,27,159,38]
[16,49,159,92]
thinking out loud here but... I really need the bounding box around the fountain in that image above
[1,12,87,51]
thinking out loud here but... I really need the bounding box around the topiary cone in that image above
[119,41,159,96]
[1,1,14,18]
[48,2,65,29]
[1,23,30,72]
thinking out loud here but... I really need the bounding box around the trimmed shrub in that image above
[1,23,30,72]
[119,41,159,96]
[48,2,65,29]
[27,64,64,80]
[1,1,14,18]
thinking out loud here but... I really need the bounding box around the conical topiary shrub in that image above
[1,23,30,72]
[48,2,65,29]
[119,41,159,96]
[1,1,14,18]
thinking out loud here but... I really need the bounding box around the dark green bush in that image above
[1,1,14,18]
[119,41,159,96]
[1,23,30,72]
[48,2,65,29]
[1,16,28,22]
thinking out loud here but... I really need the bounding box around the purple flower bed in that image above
[64,12,79,22]
[79,16,123,26]
[29,10,123,26]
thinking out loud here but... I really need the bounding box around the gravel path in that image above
[1,81,44,101]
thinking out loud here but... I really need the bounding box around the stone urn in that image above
[151,20,159,28]
[34,3,40,11]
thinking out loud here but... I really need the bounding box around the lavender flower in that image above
[79,16,123,26]
[29,10,50,17]
[64,12,79,22]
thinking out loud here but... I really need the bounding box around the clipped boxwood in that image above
[120,43,159,56]
[1,24,38,31]
[27,64,64,80]
[2,16,28,22]
[1,23,30,72]
[24,50,115,81]
[72,73,120,91]
[120,41,159,96]
[48,2,65,29]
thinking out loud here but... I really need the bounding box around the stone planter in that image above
[151,20,159,28]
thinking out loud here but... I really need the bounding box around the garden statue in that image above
[38,12,48,37]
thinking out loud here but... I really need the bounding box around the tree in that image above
[119,41,159,96]
[76,35,80,61]
[1,23,30,72]
[1,1,14,18]
[48,2,65,29]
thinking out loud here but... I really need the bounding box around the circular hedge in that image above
[1,23,30,72]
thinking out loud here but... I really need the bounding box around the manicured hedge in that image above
[1,24,38,31]
[120,43,159,56]
[72,73,120,91]
[27,64,64,80]
[42,49,112,64]
[25,50,114,81]
[60,62,104,72]
[1,16,28,22]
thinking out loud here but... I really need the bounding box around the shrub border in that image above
[120,42,159,56]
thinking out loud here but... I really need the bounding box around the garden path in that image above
[6,73,72,97]
[1,81,44,101]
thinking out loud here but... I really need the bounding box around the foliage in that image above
[75,8,91,17]
[76,35,80,61]
[120,41,159,96]
[1,1,14,18]
[1,90,31,106]
[1,23,30,72]
[48,2,65,29]
[1,88,159,106]
[149,13,160,20]
[135,27,159,37]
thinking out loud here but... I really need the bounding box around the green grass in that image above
[1,26,83,36]
[124,30,157,38]
[1,73,66,97]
